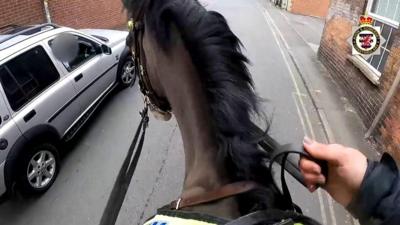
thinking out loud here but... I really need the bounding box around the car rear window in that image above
[0,46,60,111]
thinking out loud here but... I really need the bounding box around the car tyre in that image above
[118,57,137,88]
[16,143,60,195]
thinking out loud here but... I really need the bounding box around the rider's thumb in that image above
[303,137,336,162]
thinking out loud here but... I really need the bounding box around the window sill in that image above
[348,55,381,86]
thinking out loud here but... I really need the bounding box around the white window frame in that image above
[351,0,400,85]
[366,0,400,28]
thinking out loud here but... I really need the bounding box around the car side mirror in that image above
[101,44,112,55]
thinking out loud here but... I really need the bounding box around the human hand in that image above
[300,137,368,207]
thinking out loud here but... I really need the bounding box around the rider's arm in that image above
[300,138,400,224]
[347,153,400,224]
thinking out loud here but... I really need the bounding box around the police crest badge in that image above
[349,15,385,59]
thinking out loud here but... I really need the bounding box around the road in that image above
[0,0,356,225]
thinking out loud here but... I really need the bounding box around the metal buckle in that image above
[139,64,145,77]
[127,19,135,32]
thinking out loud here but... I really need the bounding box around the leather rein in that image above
[126,19,262,211]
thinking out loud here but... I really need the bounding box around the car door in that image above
[0,87,21,195]
[0,44,81,137]
[58,33,117,116]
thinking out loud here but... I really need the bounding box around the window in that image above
[50,35,98,72]
[370,0,400,23]
[365,19,395,73]
[365,0,400,75]
[0,46,60,111]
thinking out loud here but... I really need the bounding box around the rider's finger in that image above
[307,184,317,193]
[303,137,340,164]
[303,173,326,186]
[299,158,321,174]
[303,180,317,192]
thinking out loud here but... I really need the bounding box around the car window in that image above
[50,35,98,72]
[0,46,60,111]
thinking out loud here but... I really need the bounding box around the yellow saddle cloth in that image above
[144,209,306,225]
[143,209,228,225]
[144,214,217,225]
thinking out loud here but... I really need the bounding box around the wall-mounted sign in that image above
[348,15,385,59]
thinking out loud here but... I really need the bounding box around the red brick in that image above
[1,0,127,30]
[289,0,330,18]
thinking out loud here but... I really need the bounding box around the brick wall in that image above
[318,0,400,161]
[289,0,331,18]
[0,0,127,30]
[49,0,127,29]
[0,1,45,28]
[379,39,400,161]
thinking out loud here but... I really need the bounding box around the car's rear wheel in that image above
[17,143,60,195]
[118,58,136,88]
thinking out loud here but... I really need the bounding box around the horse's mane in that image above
[124,0,285,214]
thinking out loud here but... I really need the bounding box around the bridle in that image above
[127,19,172,120]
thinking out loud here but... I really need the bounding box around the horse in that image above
[123,0,321,224]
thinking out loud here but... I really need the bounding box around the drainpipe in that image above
[365,67,400,138]
[43,0,52,23]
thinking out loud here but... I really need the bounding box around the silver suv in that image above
[0,24,135,196]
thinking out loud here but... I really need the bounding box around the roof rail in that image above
[0,24,19,32]
[0,23,60,50]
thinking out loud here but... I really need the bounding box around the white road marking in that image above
[308,43,320,53]
[261,9,316,139]
[278,10,321,54]
[292,94,328,225]
[292,93,307,134]
[256,2,330,224]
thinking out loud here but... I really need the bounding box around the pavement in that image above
[0,0,379,225]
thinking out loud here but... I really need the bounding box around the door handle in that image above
[24,110,36,122]
[74,73,83,82]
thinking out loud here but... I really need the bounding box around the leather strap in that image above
[134,21,171,112]
[170,181,259,210]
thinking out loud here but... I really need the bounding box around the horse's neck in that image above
[171,79,241,219]
[143,30,240,219]
[173,93,241,217]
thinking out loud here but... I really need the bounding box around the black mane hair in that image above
[124,0,286,214]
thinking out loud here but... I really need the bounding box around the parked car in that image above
[0,23,135,196]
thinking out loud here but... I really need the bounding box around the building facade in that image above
[288,0,331,18]
[0,0,127,29]
[319,0,400,160]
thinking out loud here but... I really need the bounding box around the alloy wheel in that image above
[26,150,56,189]
[121,60,136,85]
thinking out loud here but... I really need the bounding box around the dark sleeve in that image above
[347,153,400,225]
